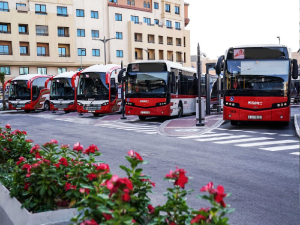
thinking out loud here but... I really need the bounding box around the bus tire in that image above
[282,121,289,126]
[230,120,238,125]
[177,102,183,118]
[64,110,70,114]
[43,101,50,111]
[93,113,100,117]
[25,110,30,113]
[139,116,146,121]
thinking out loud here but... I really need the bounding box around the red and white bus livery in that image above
[76,64,121,116]
[48,71,79,113]
[125,60,197,120]
[4,74,50,113]
[215,45,298,125]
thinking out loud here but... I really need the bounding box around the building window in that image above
[58,27,69,37]
[19,24,28,34]
[0,67,10,75]
[19,67,29,75]
[175,22,181,30]
[58,68,67,74]
[109,0,117,2]
[77,29,85,37]
[116,32,123,39]
[165,4,170,12]
[36,25,48,36]
[0,2,9,12]
[57,6,67,16]
[91,30,99,38]
[0,23,8,33]
[131,15,139,24]
[91,11,98,19]
[143,1,146,7]
[116,50,123,58]
[154,2,159,9]
[154,19,159,25]
[37,67,47,75]
[35,4,46,14]
[143,17,151,25]
[58,47,66,57]
[115,13,122,21]
[76,9,84,17]
[147,1,150,8]
[92,49,100,57]
[20,46,28,55]
[37,47,46,56]
[16,3,25,9]
[175,6,180,14]
[78,48,86,56]
[166,20,172,28]
[0,45,9,55]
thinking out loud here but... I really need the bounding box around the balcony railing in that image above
[58,34,69,37]
[167,42,173,45]
[159,41,163,44]
[175,28,181,30]
[176,43,182,46]
[0,9,9,12]
[167,26,173,29]
[148,40,155,43]
[19,32,29,35]
[0,31,11,34]
[59,54,70,57]
[36,32,49,36]
[135,57,143,60]
[0,52,12,55]
[57,13,68,17]
[148,57,155,60]
[135,39,142,42]
[37,53,49,56]
[35,11,47,15]
[20,53,30,56]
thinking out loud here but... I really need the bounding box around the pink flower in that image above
[73,142,83,152]
[94,163,110,174]
[30,144,40,154]
[51,139,58,144]
[61,144,70,149]
[200,182,215,193]
[22,163,31,174]
[5,124,11,129]
[84,144,99,154]
[79,188,90,195]
[26,139,34,143]
[59,157,68,166]
[16,157,26,165]
[127,150,143,161]
[35,152,42,159]
[165,167,188,189]
[86,173,97,181]
[80,219,99,225]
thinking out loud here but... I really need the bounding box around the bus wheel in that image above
[93,113,100,117]
[25,110,30,113]
[230,120,238,125]
[139,116,146,121]
[64,110,70,113]
[177,102,183,118]
[282,122,289,126]
[43,101,50,111]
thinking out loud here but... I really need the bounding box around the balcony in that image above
[57,13,68,17]
[0,31,10,34]
[167,26,173,29]
[59,54,70,57]
[36,33,49,36]
[135,39,142,42]
[19,32,29,35]
[0,52,12,55]
[167,42,173,45]
[37,53,49,56]
[58,34,69,37]
[17,5,28,13]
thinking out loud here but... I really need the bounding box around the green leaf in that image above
[40,185,47,196]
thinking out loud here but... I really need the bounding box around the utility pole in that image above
[93,36,116,65]
[120,61,126,120]
[277,36,280,44]
[196,43,205,126]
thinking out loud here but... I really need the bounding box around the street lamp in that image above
[80,49,86,70]
[277,36,280,44]
[93,36,116,65]
[143,48,148,60]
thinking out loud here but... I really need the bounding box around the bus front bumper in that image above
[126,105,171,116]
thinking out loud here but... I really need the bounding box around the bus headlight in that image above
[68,102,74,105]
[101,102,109,106]
[273,102,288,108]
[156,102,167,106]
[77,102,83,106]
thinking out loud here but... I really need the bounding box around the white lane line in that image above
[290,152,300,155]
[244,131,257,133]
[215,128,228,130]
[178,133,230,139]
[262,133,278,135]
[228,130,242,132]
[235,140,298,147]
[135,130,157,132]
[260,145,300,151]
[145,132,157,134]
[279,134,293,137]
[195,135,250,142]
[214,137,273,144]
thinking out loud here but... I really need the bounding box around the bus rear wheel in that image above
[139,116,146,121]
[93,113,100,117]
[25,110,30,113]
[230,120,238,125]
[43,101,50,111]
[64,110,70,113]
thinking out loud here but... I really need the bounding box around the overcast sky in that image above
[186,0,299,59]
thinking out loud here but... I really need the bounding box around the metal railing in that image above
[36,32,49,36]
[37,53,49,56]
[58,34,69,37]
[135,39,142,42]
[0,31,11,34]
[59,54,70,57]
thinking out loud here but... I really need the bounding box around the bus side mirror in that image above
[171,72,175,86]
[117,68,126,83]
[215,55,224,75]
[292,59,298,79]
[106,73,110,84]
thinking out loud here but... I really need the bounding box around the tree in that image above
[0,72,6,110]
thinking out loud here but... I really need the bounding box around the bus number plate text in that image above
[141,111,150,114]
[248,115,262,119]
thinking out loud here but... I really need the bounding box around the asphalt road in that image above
[0,110,299,225]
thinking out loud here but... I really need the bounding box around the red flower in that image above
[5,124,11,129]
[141,174,156,187]
[174,169,188,189]
[61,144,69,149]
[53,163,61,168]
[86,173,97,181]
[214,185,227,207]
[16,157,26,165]
[106,175,133,200]
[94,163,110,174]
[84,144,99,154]
[22,163,31,174]
[148,204,155,214]
[0,133,5,139]
[165,170,176,179]
[51,139,58,143]
[200,182,215,194]
[35,152,42,159]
[26,139,34,143]
[59,157,68,166]
[8,138,12,142]
[22,131,27,135]
[30,144,40,154]
[65,182,77,191]
[73,142,83,152]
[80,219,99,225]
[122,188,131,202]
[24,182,30,191]
[102,213,113,221]
[127,150,143,161]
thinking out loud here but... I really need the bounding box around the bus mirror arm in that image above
[216,55,224,75]
[292,59,298,79]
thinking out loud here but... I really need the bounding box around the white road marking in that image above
[178,133,230,139]
[235,140,298,147]
[262,133,278,135]
[215,128,228,130]
[195,135,250,142]
[260,145,300,151]
[279,134,294,137]
[290,152,300,155]
[214,137,273,144]
[244,131,258,133]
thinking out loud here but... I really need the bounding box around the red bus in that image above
[124,60,198,120]
[47,71,79,113]
[76,64,121,116]
[4,74,50,113]
[215,45,298,126]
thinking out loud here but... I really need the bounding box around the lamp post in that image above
[93,36,116,65]
[143,48,148,60]
[80,49,86,70]
[277,36,280,44]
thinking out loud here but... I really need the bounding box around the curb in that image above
[294,114,300,138]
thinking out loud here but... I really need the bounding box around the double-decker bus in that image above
[4,74,50,113]
[124,60,198,120]
[76,64,121,116]
[215,45,298,126]
[47,71,79,113]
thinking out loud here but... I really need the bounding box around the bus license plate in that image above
[88,111,95,113]
[141,111,150,114]
[248,115,262,119]
[16,108,21,110]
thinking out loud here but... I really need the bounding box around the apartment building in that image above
[0,0,191,81]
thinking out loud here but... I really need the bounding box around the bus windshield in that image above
[225,60,289,97]
[77,72,109,100]
[126,72,168,97]
[9,80,30,100]
[51,78,74,100]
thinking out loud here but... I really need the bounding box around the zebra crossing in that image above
[94,122,159,134]
[178,128,299,156]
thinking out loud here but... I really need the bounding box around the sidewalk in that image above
[158,113,224,137]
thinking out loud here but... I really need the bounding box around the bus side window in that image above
[110,78,116,102]
[32,80,38,101]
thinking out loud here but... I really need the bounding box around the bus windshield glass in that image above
[51,78,74,100]
[225,60,289,96]
[126,72,168,97]
[77,72,109,100]
[9,80,30,100]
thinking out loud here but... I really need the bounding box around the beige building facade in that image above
[0,0,191,82]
